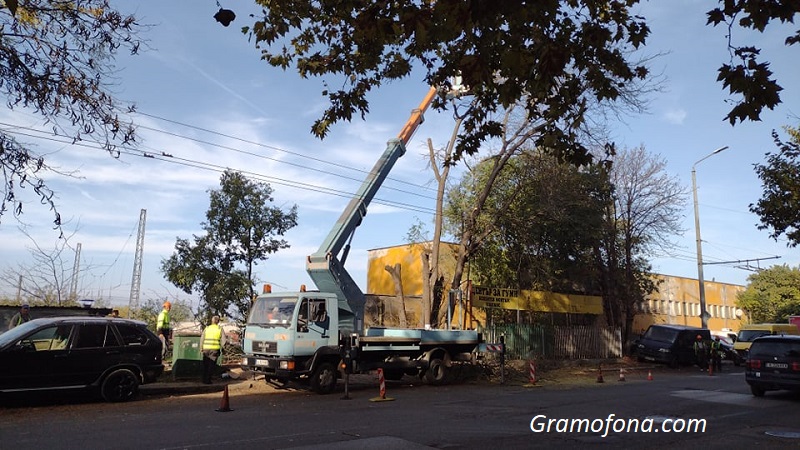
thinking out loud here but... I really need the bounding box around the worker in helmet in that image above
[693,334,708,372]
[156,301,172,360]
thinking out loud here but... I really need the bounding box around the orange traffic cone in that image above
[216,385,233,412]
[618,368,626,382]
[596,364,604,383]
[647,370,653,381]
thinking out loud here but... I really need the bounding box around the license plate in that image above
[255,359,269,366]
[766,362,788,369]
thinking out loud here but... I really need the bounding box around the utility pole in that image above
[69,243,82,301]
[129,209,147,318]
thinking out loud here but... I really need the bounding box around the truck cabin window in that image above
[248,297,296,327]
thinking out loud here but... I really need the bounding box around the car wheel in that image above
[101,368,140,402]
[424,358,448,385]
[310,362,337,394]
[750,384,765,397]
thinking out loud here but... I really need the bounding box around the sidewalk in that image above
[139,365,252,397]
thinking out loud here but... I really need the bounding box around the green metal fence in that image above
[480,324,622,360]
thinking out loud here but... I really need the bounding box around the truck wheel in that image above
[311,362,337,394]
[101,368,139,402]
[424,358,447,385]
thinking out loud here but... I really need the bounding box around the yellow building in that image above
[632,274,745,334]
[366,243,746,333]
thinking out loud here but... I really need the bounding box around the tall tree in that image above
[751,125,800,245]
[602,145,688,341]
[737,264,800,323]
[243,1,650,164]
[0,1,142,226]
[161,170,298,322]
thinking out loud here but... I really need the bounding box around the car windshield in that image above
[642,326,680,343]
[738,330,771,342]
[0,319,44,347]
[247,297,297,328]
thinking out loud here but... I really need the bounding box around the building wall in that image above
[367,243,746,333]
[631,274,745,334]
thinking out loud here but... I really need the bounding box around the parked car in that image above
[635,324,711,368]
[745,335,800,397]
[0,317,163,402]
[734,323,800,359]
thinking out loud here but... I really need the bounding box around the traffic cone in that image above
[369,368,395,402]
[216,385,233,412]
[596,364,604,383]
[709,363,714,376]
[647,370,653,381]
[618,368,626,382]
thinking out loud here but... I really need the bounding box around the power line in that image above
[2,124,437,216]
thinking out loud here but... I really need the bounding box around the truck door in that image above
[295,297,334,355]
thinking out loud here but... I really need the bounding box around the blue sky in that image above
[1,1,798,310]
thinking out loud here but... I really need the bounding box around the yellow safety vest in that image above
[202,324,222,351]
[157,309,170,330]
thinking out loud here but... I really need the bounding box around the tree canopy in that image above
[161,170,298,322]
[751,125,800,246]
[0,1,142,227]
[245,0,650,164]
[737,264,800,323]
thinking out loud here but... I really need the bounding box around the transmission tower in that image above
[129,209,147,317]
[69,243,82,301]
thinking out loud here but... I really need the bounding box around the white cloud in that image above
[663,108,687,125]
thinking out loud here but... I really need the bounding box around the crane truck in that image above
[240,88,482,393]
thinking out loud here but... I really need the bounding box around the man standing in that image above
[694,334,708,372]
[201,316,225,384]
[7,304,31,330]
[710,336,723,373]
[156,301,172,359]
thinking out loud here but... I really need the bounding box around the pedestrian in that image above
[7,303,32,330]
[710,336,723,373]
[694,334,708,371]
[110,309,120,318]
[201,315,226,384]
[156,301,172,359]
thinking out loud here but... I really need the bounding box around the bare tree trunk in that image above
[384,263,408,328]
[420,251,431,328]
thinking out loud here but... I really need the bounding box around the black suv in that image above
[0,317,164,402]
[745,335,800,397]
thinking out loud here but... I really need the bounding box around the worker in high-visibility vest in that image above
[156,301,172,359]
[201,315,226,384]
[7,304,31,330]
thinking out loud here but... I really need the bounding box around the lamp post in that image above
[692,146,729,329]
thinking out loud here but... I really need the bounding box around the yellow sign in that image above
[472,286,603,315]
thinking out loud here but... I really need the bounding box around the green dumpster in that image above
[171,332,203,380]
[171,331,224,380]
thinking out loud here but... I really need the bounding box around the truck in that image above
[240,87,482,393]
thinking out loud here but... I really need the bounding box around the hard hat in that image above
[163,301,172,308]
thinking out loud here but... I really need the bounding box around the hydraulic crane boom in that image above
[306,87,438,333]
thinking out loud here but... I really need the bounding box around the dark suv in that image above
[746,335,800,397]
[0,317,163,402]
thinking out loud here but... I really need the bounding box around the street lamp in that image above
[692,146,729,329]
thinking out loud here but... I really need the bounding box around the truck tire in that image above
[424,358,447,385]
[101,368,139,402]
[311,362,337,394]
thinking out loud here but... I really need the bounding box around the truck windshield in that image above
[247,297,297,328]
[737,330,771,342]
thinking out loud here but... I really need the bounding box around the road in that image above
[1,364,798,449]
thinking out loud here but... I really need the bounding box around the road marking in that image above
[670,389,774,407]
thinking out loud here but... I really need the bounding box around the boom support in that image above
[306,87,438,332]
